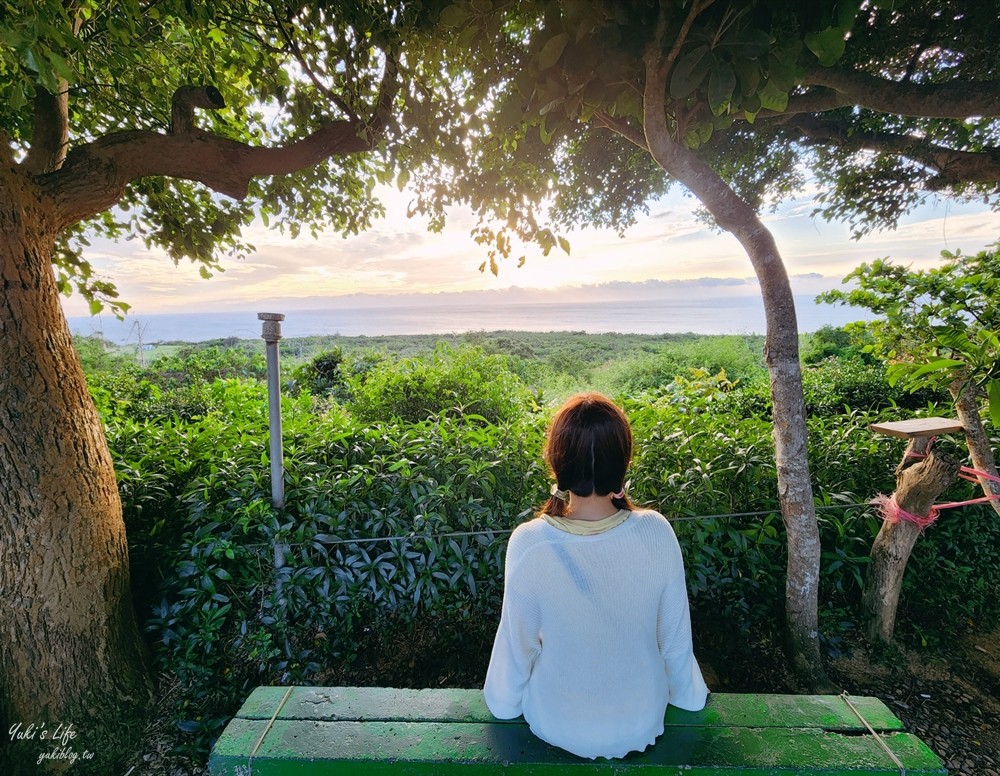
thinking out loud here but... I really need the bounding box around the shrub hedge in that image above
[84,340,999,756]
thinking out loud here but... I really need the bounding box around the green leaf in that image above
[804,27,848,66]
[719,28,770,58]
[758,80,788,112]
[669,45,709,99]
[537,32,569,71]
[988,381,1000,429]
[439,5,470,27]
[733,58,761,96]
[557,235,570,255]
[908,357,965,378]
[708,62,736,113]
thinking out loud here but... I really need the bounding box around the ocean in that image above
[68,295,871,345]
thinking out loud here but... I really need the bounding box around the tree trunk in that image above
[0,170,152,774]
[862,436,960,643]
[950,378,1000,517]
[639,45,826,685]
[711,192,826,688]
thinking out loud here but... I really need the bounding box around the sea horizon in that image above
[68,294,873,346]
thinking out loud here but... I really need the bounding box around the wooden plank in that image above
[236,688,905,732]
[236,686,507,724]
[869,417,963,438]
[207,718,946,775]
[663,693,905,732]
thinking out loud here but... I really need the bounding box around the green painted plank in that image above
[236,686,506,725]
[665,694,905,732]
[236,688,904,732]
[208,719,945,775]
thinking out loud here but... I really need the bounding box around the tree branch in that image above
[801,67,1000,119]
[593,112,647,151]
[171,86,226,134]
[40,117,371,229]
[761,87,850,121]
[272,9,361,123]
[22,86,71,174]
[785,114,1000,188]
[39,52,400,230]
[660,0,714,85]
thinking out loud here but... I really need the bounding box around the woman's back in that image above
[484,510,708,759]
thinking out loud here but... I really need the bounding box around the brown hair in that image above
[540,392,637,517]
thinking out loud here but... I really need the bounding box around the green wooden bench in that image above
[208,686,946,774]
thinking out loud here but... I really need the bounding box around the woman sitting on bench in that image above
[484,392,709,759]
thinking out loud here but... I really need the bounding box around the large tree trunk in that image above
[950,378,1000,517]
[862,436,960,643]
[0,170,152,774]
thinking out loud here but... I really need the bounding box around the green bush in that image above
[92,338,1000,761]
[347,343,537,424]
[607,335,765,397]
[721,359,945,419]
[291,347,347,398]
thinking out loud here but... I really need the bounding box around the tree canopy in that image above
[398,0,1000,265]
[1,0,410,313]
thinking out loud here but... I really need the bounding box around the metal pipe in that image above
[258,312,285,510]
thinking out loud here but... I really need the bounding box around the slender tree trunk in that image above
[0,169,152,774]
[702,184,825,687]
[950,378,1000,517]
[862,436,959,643]
[644,164,825,686]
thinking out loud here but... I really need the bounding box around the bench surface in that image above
[208,686,946,774]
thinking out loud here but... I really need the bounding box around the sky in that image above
[59,182,1000,319]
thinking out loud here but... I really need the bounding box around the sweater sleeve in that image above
[483,534,541,719]
[656,527,709,712]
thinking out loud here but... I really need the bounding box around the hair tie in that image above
[550,484,570,500]
[611,488,626,500]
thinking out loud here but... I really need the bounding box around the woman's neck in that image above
[565,492,622,521]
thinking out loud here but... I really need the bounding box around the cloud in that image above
[60,182,1000,318]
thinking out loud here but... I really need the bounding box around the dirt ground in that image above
[828,626,1000,776]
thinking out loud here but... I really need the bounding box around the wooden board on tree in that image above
[869,418,964,439]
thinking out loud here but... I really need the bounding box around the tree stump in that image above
[863,420,962,643]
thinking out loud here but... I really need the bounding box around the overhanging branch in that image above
[784,114,1000,189]
[38,61,400,229]
[801,67,1000,119]
[41,119,371,228]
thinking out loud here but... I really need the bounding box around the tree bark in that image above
[638,14,827,688]
[950,378,1000,517]
[862,436,960,643]
[0,168,152,774]
[801,66,1000,119]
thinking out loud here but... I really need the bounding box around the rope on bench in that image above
[841,691,906,776]
[247,685,294,770]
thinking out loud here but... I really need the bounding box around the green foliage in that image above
[2,0,399,312]
[608,335,765,398]
[347,344,538,424]
[87,334,1000,761]
[149,344,268,386]
[72,332,133,374]
[719,358,943,419]
[801,325,873,365]
[118,396,545,749]
[291,347,347,398]
[819,244,1000,423]
[402,0,1000,276]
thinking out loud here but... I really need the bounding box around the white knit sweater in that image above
[483,510,708,759]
